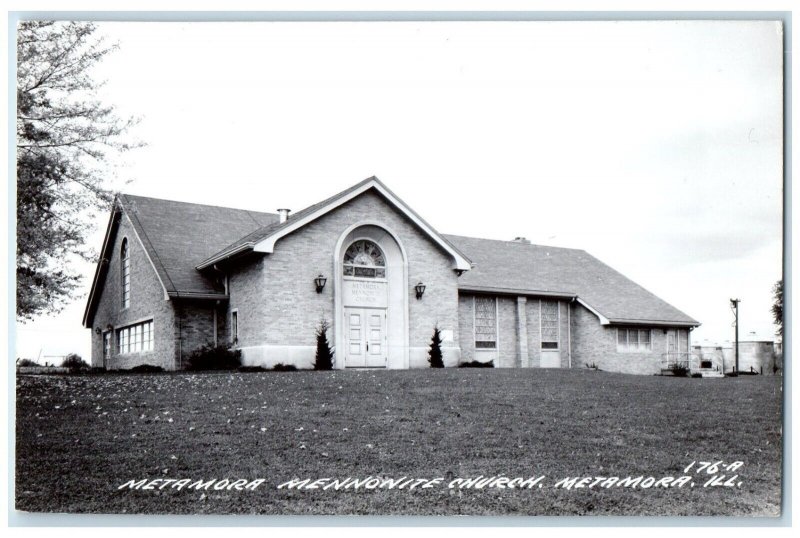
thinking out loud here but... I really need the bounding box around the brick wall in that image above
[497,297,517,368]
[174,300,227,368]
[525,298,541,367]
[458,295,475,363]
[88,212,177,370]
[569,303,669,375]
[457,293,525,368]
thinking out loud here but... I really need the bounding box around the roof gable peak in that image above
[197,176,473,272]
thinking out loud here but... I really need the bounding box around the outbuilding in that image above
[83,177,699,375]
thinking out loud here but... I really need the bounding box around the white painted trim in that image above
[575,297,611,325]
[123,211,171,300]
[253,178,472,271]
[616,327,654,353]
[83,207,120,327]
[607,318,699,327]
[114,318,155,355]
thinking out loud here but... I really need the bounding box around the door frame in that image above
[333,222,409,369]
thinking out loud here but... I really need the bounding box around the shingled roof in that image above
[196,176,472,271]
[195,177,376,268]
[443,234,698,326]
[119,194,277,296]
[85,182,698,329]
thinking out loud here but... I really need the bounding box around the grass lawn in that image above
[15,368,783,516]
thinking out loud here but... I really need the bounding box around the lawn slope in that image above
[15,369,782,516]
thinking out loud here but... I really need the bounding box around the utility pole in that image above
[730,298,740,375]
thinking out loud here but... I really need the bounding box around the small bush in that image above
[668,363,689,377]
[273,363,298,372]
[691,373,703,378]
[459,360,494,368]
[129,364,164,373]
[17,358,38,367]
[238,365,267,373]
[313,319,334,370]
[62,353,89,371]
[585,362,599,370]
[185,343,242,371]
[428,326,444,368]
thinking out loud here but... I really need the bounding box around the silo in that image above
[736,340,778,374]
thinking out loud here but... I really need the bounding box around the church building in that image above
[82,177,699,375]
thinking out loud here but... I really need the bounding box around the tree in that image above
[428,325,444,368]
[16,21,139,321]
[772,279,783,337]
[61,353,89,371]
[313,319,334,370]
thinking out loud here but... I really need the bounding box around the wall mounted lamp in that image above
[95,327,101,335]
[415,282,426,300]
[314,274,327,293]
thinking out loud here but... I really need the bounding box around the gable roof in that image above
[444,235,699,327]
[197,176,473,271]
[83,195,276,327]
[83,179,698,329]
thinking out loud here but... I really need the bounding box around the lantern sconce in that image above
[415,282,426,300]
[314,274,327,293]
[95,327,102,335]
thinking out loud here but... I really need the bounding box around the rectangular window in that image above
[231,310,238,344]
[474,297,497,349]
[617,328,653,352]
[541,300,560,349]
[117,320,154,354]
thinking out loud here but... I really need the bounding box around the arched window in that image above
[343,240,386,278]
[121,238,130,308]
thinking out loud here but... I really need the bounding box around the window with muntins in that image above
[474,296,497,349]
[617,328,652,352]
[117,320,153,354]
[121,238,130,309]
[541,300,560,349]
[343,240,386,278]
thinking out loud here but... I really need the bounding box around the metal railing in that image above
[660,352,700,372]
[662,351,726,373]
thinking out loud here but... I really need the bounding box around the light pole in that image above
[730,298,740,375]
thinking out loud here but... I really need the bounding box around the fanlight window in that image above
[343,240,386,278]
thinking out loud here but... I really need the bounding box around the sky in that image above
[13,20,784,362]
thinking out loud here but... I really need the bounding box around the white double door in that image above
[345,307,387,368]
